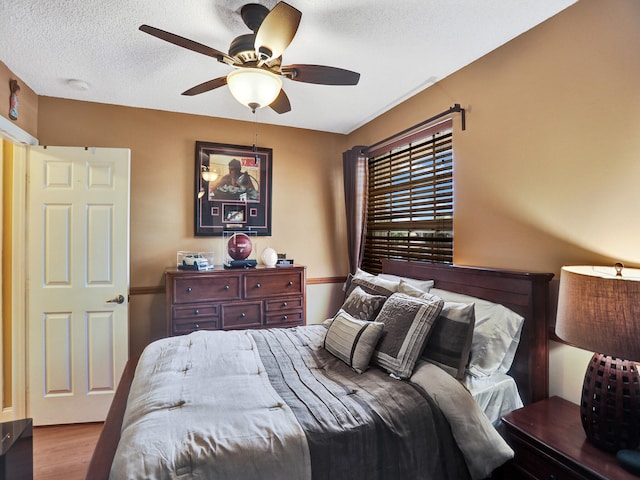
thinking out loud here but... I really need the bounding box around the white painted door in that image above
[28,146,130,425]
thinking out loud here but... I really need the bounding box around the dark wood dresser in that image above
[501,396,637,480]
[165,266,306,336]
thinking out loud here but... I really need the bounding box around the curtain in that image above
[342,146,368,275]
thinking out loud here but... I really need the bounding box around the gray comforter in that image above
[110,326,512,479]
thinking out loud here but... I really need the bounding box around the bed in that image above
[86,261,553,480]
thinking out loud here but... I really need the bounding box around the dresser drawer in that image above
[244,272,303,299]
[173,304,218,319]
[510,433,583,480]
[221,302,262,329]
[265,310,304,327]
[172,318,218,335]
[265,296,303,312]
[173,275,241,303]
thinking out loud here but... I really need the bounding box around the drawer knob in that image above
[288,281,293,286]
[282,302,288,307]
[240,312,246,318]
[256,283,261,288]
[224,285,230,290]
[194,323,200,330]
[185,287,192,293]
[282,315,288,321]
[194,309,199,315]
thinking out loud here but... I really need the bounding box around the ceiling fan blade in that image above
[182,77,228,96]
[270,89,291,114]
[281,64,361,85]
[254,2,301,62]
[139,25,234,64]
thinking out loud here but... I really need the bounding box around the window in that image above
[362,120,453,273]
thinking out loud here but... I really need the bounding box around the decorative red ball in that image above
[227,233,253,260]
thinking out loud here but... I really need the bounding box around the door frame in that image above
[0,140,28,421]
[10,144,27,420]
[0,117,36,421]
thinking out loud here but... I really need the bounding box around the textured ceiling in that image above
[1,0,576,134]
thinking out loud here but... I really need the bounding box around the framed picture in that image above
[195,141,272,236]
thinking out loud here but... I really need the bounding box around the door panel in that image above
[87,312,115,392]
[44,313,72,394]
[44,205,71,285]
[28,146,130,425]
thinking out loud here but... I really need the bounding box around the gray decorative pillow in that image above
[324,311,384,374]
[344,268,398,298]
[430,288,525,378]
[371,292,443,379]
[341,286,387,321]
[422,301,476,379]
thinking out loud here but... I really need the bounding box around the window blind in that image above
[362,121,453,273]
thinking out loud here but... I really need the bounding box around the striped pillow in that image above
[422,302,476,379]
[324,311,384,373]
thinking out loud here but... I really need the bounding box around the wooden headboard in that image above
[382,260,554,405]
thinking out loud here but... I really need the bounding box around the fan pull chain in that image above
[252,110,259,162]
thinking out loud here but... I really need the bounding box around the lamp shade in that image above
[555,265,640,361]
[227,68,282,112]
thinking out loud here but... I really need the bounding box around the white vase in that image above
[261,247,278,267]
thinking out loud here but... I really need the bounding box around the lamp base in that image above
[580,353,640,452]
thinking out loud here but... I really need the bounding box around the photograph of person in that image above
[208,157,260,201]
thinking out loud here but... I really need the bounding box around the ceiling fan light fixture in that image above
[201,165,219,183]
[227,68,282,112]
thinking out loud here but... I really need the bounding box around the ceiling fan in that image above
[139,2,361,114]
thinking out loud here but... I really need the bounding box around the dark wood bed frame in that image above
[85,261,553,479]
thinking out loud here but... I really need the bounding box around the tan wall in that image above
[347,0,640,403]
[37,99,349,354]
[0,62,38,137]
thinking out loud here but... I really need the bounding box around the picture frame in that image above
[195,141,272,236]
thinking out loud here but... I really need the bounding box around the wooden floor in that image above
[33,422,103,480]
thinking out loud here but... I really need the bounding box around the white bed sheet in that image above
[463,372,523,425]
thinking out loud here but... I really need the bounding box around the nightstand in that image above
[501,396,637,480]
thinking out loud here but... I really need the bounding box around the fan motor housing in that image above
[229,34,258,63]
[240,3,269,32]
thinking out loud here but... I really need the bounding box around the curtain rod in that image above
[366,103,465,153]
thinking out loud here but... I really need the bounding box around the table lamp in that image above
[555,264,640,474]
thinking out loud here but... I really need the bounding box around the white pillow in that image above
[429,288,524,378]
[378,273,434,293]
[397,279,430,297]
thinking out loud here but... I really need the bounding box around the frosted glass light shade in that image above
[201,169,218,182]
[227,68,282,112]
